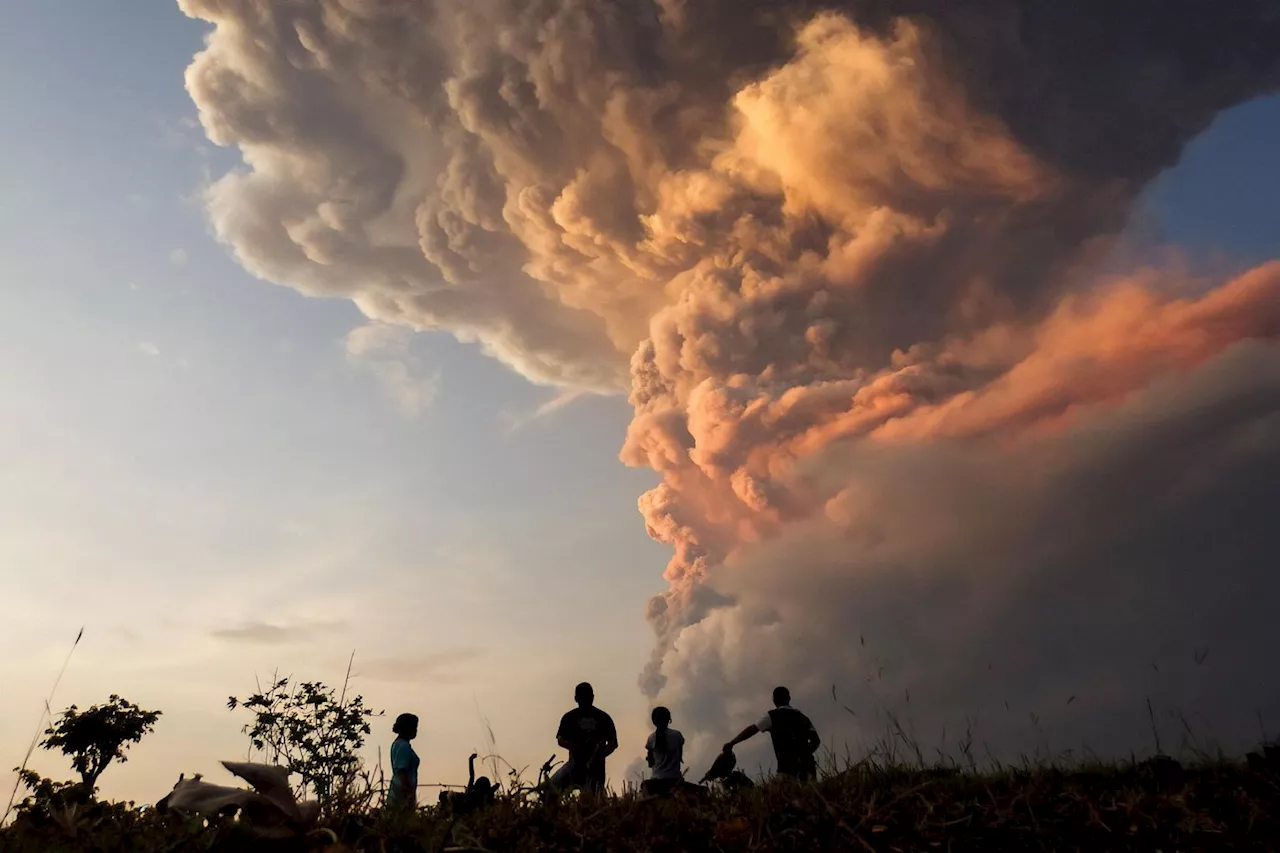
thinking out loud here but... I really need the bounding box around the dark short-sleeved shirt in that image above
[759,706,819,778]
[556,706,617,765]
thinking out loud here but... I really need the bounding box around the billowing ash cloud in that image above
[181,0,1280,764]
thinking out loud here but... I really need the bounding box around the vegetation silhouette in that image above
[5,655,1280,850]
[6,692,160,842]
[36,695,161,793]
[226,663,384,817]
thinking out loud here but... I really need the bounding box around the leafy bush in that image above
[228,673,383,815]
[6,695,161,830]
[39,695,161,791]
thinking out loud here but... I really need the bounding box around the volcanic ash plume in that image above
[182,0,1280,757]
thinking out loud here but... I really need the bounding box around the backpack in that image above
[767,708,821,758]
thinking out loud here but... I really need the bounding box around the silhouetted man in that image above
[554,682,618,794]
[723,686,820,781]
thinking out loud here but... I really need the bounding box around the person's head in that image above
[772,686,791,707]
[574,681,594,707]
[474,776,493,797]
[392,712,419,739]
[651,705,672,751]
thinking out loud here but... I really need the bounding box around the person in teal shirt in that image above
[388,712,420,809]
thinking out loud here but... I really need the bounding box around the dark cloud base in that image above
[661,342,1280,772]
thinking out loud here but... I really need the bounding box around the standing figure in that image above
[388,713,421,809]
[553,682,618,794]
[723,686,820,781]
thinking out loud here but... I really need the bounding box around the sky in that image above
[1,1,1278,807]
[0,1,668,803]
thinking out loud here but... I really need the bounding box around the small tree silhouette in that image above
[229,673,381,810]
[40,695,161,791]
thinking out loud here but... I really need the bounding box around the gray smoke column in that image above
[181,0,1280,761]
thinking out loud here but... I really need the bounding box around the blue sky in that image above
[1,2,1278,804]
[1,1,668,801]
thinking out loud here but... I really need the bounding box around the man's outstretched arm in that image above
[724,724,758,751]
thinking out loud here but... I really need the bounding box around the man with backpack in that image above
[722,686,821,781]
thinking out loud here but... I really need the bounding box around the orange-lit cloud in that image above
[181,0,1280,766]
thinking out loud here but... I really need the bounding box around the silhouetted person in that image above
[388,713,420,809]
[440,753,497,815]
[553,682,617,794]
[723,686,820,781]
[466,753,497,808]
[641,706,685,796]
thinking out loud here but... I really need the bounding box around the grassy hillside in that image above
[4,748,1279,852]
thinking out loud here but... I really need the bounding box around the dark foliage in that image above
[228,675,383,814]
[5,747,1280,851]
[38,696,162,791]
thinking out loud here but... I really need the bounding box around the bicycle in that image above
[508,754,555,804]
[509,754,589,804]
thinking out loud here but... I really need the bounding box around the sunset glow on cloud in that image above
[171,0,1280,774]
[1,1,1278,804]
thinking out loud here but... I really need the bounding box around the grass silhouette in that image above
[2,626,83,826]
[4,723,1279,851]
[6,645,1278,850]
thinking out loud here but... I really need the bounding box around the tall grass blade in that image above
[2,627,83,824]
